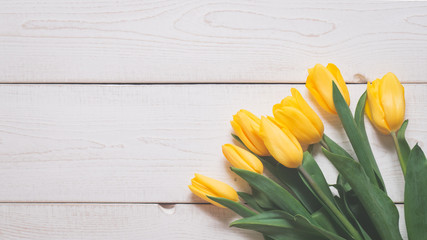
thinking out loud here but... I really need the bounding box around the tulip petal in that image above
[222,144,263,174]
[232,110,269,156]
[327,63,350,105]
[379,72,405,132]
[291,88,324,136]
[260,117,303,168]
[190,174,239,206]
[306,64,336,113]
[366,81,390,134]
[274,108,322,145]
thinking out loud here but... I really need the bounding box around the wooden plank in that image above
[1,1,427,83]
[0,84,424,203]
[0,203,407,240]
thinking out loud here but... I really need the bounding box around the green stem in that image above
[391,131,406,176]
[319,137,329,151]
[298,166,363,240]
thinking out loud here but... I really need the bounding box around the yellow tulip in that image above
[273,88,324,145]
[259,116,303,168]
[188,173,239,208]
[306,63,350,114]
[231,110,269,156]
[365,72,405,135]
[222,144,264,174]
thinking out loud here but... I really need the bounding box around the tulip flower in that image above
[259,116,303,168]
[222,144,264,174]
[231,110,269,156]
[306,63,350,114]
[273,88,324,145]
[365,72,405,135]
[189,173,239,208]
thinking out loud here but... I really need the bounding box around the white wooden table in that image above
[1,1,426,239]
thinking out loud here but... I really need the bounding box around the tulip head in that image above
[222,144,264,174]
[188,173,239,208]
[365,72,405,135]
[306,63,350,114]
[273,88,324,145]
[231,110,269,156]
[259,116,303,168]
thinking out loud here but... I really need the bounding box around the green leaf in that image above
[397,120,411,169]
[322,148,402,240]
[260,156,321,213]
[311,207,341,235]
[231,210,336,240]
[233,134,321,214]
[251,187,277,210]
[333,183,376,240]
[238,192,264,212]
[231,167,311,219]
[332,83,385,191]
[323,134,352,159]
[208,196,256,218]
[354,91,368,142]
[293,214,346,240]
[300,152,335,204]
[405,144,427,240]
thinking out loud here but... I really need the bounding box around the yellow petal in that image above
[189,174,239,208]
[366,81,390,134]
[326,63,350,106]
[260,117,303,168]
[222,144,263,174]
[232,110,269,156]
[379,72,405,132]
[291,88,324,136]
[306,64,336,113]
[274,107,322,145]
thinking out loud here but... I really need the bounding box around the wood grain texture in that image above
[0,203,407,240]
[1,0,427,83]
[0,204,259,240]
[0,84,424,203]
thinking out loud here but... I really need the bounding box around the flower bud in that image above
[188,173,239,208]
[259,116,303,168]
[306,63,350,114]
[231,110,269,156]
[365,72,405,135]
[222,144,264,174]
[273,88,324,145]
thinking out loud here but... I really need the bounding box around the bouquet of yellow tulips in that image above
[189,64,427,240]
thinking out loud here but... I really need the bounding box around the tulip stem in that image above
[298,166,363,240]
[391,131,406,176]
[320,138,330,151]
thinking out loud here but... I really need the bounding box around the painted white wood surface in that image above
[0,84,423,203]
[0,203,407,240]
[1,0,427,83]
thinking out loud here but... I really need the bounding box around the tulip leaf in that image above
[251,187,277,210]
[404,144,427,240]
[311,207,342,236]
[322,134,352,159]
[332,82,385,192]
[299,152,355,239]
[238,192,264,213]
[231,210,344,240]
[231,167,312,219]
[300,152,335,204]
[333,182,376,240]
[233,133,321,214]
[293,214,346,240]
[208,196,256,218]
[397,120,411,170]
[322,148,403,240]
[354,91,369,142]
